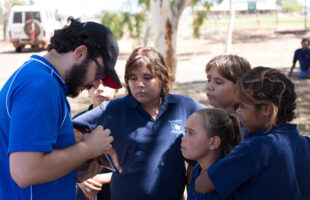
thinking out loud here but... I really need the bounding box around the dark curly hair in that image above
[235,66,296,131]
[196,108,242,156]
[124,47,171,98]
[47,17,100,60]
[205,55,251,84]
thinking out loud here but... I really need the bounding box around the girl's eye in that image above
[215,80,223,84]
[206,79,211,83]
[144,75,153,80]
[128,76,137,81]
[184,130,193,136]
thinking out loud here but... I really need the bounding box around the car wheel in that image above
[15,46,24,52]
[24,19,41,39]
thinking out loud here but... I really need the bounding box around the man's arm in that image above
[9,126,113,188]
[289,50,298,76]
[288,61,296,76]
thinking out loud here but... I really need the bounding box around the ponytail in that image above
[196,108,242,156]
[226,114,242,154]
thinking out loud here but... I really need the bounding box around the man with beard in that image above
[0,18,122,200]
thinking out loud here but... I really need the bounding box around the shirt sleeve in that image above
[73,102,108,129]
[8,78,61,153]
[191,99,206,112]
[207,139,268,198]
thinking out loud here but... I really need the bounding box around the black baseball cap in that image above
[69,21,122,89]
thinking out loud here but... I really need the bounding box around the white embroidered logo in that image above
[169,120,184,135]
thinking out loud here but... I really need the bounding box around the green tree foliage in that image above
[277,0,303,12]
[191,0,222,38]
[282,0,302,12]
[101,11,125,40]
[100,0,223,41]
[101,11,146,41]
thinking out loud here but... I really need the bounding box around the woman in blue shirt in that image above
[74,47,204,200]
[195,67,310,200]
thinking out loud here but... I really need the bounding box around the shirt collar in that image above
[244,123,297,138]
[30,55,69,94]
[125,94,176,109]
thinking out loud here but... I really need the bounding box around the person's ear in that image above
[209,136,221,150]
[73,45,88,63]
[260,104,273,117]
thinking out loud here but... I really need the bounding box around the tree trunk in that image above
[150,0,190,89]
[3,19,8,41]
[143,12,151,47]
[226,0,234,53]
[3,0,12,41]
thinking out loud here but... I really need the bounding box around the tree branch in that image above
[174,0,191,19]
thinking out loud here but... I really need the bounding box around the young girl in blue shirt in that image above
[74,47,204,200]
[181,108,242,200]
[195,67,310,200]
[205,55,251,114]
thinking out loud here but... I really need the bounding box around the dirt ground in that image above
[0,20,309,136]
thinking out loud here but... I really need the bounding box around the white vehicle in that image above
[7,5,62,52]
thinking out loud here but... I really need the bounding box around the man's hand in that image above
[82,126,113,159]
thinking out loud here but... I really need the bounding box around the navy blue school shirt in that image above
[207,123,310,200]
[293,48,310,71]
[0,55,76,199]
[188,162,231,200]
[74,94,205,200]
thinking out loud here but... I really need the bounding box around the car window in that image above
[13,12,22,23]
[25,11,41,22]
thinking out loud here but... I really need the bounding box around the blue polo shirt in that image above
[0,55,76,200]
[207,123,310,200]
[293,48,310,71]
[188,163,231,200]
[74,94,204,200]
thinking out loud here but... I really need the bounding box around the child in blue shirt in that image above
[205,55,251,114]
[195,67,310,200]
[74,47,204,200]
[181,108,242,200]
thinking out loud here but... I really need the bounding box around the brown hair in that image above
[205,55,251,83]
[235,66,296,132]
[196,108,242,156]
[124,47,171,98]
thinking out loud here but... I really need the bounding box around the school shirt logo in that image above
[169,120,184,135]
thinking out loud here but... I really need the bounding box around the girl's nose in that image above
[137,80,145,88]
[206,81,213,91]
